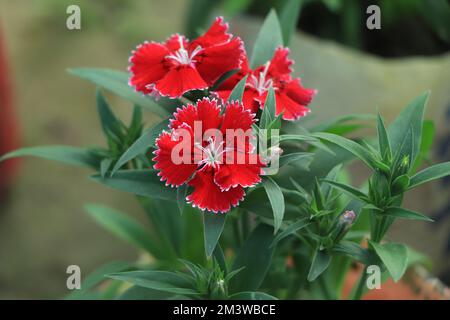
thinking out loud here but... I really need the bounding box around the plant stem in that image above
[350,265,369,300]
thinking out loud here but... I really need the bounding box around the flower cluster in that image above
[129,17,317,213]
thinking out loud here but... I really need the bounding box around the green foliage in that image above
[250,9,284,68]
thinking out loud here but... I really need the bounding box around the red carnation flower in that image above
[213,47,317,121]
[153,98,265,213]
[129,17,244,99]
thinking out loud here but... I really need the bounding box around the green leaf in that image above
[312,132,377,169]
[384,207,433,222]
[260,87,276,129]
[177,184,189,215]
[213,244,227,275]
[110,118,169,175]
[278,0,303,46]
[203,212,227,257]
[311,113,375,133]
[250,9,283,68]
[271,217,310,247]
[391,174,410,194]
[279,134,318,143]
[100,158,113,178]
[263,177,285,233]
[228,291,277,300]
[0,145,100,168]
[377,113,391,160]
[228,75,248,102]
[279,152,313,170]
[321,179,368,201]
[388,92,429,166]
[85,204,165,258]
[307,250,331,281]
[108,271,197,295]
[408,161,450,189]
[412,120,435,171]
[331,241,376,265]
[68,68,169,117]
[91,169,176,201]
[370,241,408,282]
[65,261,131,300]
[96,90,122,139]
[230,224,275,292]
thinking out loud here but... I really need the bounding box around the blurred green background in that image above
[0,0,449,298]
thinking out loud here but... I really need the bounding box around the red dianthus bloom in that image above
[153,98,265,213]
[213,47,317,120]
[129,17,244,99]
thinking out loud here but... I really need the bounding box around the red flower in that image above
[213,47,317,121]
[153,98,265,213]
[129,17,244,99]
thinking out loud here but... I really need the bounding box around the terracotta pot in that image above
[0,23,20,197]
[343,265,450,300]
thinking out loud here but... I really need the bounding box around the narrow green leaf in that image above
[260,87,276,129]
[0,145,100,168]
[279,0,303,46]
[110,118,169,175]
[331,241,376,265]
[388,92,429,166]
[228,291,277,300]
[279,152,313,170]
[68,68,169,117]
[250,9,283,68]
[91,169,176,201]
[321,179,368,201]
[213,244,227,275]
[230,224,275,292]
[177,184,188,215]
[228,75,248,102]
[408,161,450,189]
[279,134,318,142]
[203,212,227,257]
[370,241,408,282]
[412,120,435,171]
[263,177,285,233]
[377,113,391,160]
[313,132,376,169]
[85,204,165,258]
[100,158,113,178]
[307,250,331,281]
[96,90,122,138]
[271,217,310,247]
[108,271,197,295]
[384,207,433,222]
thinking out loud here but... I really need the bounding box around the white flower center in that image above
[247,62,273,95]
[195,137,231,168]
[166,36,202,66]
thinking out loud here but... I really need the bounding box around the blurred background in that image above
[0,0,449,298]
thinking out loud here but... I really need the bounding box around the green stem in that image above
[350,266,369,300]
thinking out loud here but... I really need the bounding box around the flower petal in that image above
[129,42,169,94]
[154,65,208,98]
[220,100,255,133]
[187,166,245,213]
[195,37,245,86]
[170,97,222,132]
[153,131,198,187]
[190,17,231,48]
[214,151,264,191]
[268,47,293,81]
[165,34,188,51]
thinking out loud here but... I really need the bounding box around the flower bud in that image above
[330,210,356,244]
